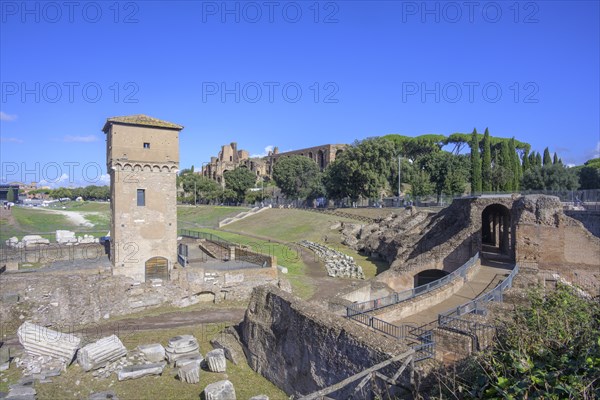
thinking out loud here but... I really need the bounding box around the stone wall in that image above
[0,265,282,333]
[565,210,600,238]
[239,285,411,399]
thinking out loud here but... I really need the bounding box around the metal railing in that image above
[347,252,479,317]
[347,313,436,361]
[440,263,519,319]
[178,229,234,248]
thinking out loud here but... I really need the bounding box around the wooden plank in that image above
[299,349,415,400]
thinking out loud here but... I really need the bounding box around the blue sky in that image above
[1,0,599,187]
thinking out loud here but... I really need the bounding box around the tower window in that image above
[137,189,145,206]
[143,142,150,149]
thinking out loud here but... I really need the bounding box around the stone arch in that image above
[481,203,512,256]
[143,164,152,172]
[145,256,168,282]
[169,166,178,173]
[123,163,133,171]
[133,164,142,172]
[161,166,170,173]
[153,165,161,172]
[196,291,216,303]
[308,151,313,160]
[336,149,344,158]
[414,269,449,287]
[317,150,325,170]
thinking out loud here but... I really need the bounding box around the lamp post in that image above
[398,154,402,206]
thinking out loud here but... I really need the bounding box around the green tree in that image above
[417,152,469,197]
[577,158,600,189]
[409,170,434,197]
[481,128,492,192]
[224,167,257,202]
[272,155,322,199]
[470,129,482,194]
[543,147,552,166]
[522,164,580,191]
[495,141,514,191]
[522,149,530,172]
[535,152,543,167]
[509,138,521,191]
[6,187,16,202]
[324,137,396,200]
[553,152,560,165]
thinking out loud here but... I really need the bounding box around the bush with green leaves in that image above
[433,284,600,399]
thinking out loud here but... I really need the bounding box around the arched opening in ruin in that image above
[481,204,512,256]
[414,269,449,287]
[308,151,313,160]
[317,150,325,170]
[145,256,168,282]
[196,291,216,303]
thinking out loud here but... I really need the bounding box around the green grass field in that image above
[177,205,249,228]
[224,209,389,278]
[48,201,111,212]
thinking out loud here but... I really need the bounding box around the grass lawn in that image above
[5,207,78,237]
[224,209,389,278]
[48,201,110,213]
[24,323,287,400]
[177,205,250,228]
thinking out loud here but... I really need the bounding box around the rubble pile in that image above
[299,241,365,279]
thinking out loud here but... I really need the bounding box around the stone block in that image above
[77,335,127,371]
[165,335,200,363]
[203,380,236,400]
[177,361,200,384]
[117,362,166,381]
[17,322,81,363]
[249,396,269,400]
[205,348,227,372]
[137,343,165,363]
[174,354,203,368]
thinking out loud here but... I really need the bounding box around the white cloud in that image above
[0,111,17,121]
[250,145,275,158]
[98,174,110,185]
[39,173,72,188]
[63,135,99,143]
[0,137,23,143]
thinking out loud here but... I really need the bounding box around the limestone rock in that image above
[249,396,269,400]
[117,362,166,381]
[177,361,200,384]
[203,379,236,400]
[22,235,50,247]
[205,348,227,372]
[137,343,165,363]
[17,321,81,363]
[77,335,127,371]
[210,332,242,365]
[56,230,77,244]
[6,383,36,399]
[174,354,203,368]
[164,335,200,363]
[299,241,365,279]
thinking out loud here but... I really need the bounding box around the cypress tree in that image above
[553,152,559,165]
[536,152,543,167]
[470,129,482,194]
[481,128,492,192]
[500,141,514,191]
[543,147,552,166]
[522,149,530,172]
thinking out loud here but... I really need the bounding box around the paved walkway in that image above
[390,258,513,326]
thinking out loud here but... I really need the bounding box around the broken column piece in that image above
[206,348,227,373]
[77,335,127,371]
[17,322,81,363]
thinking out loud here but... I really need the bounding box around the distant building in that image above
[201,143,346,184]
[103,114,183,282]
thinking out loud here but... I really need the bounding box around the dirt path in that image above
[39,208,95,227]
